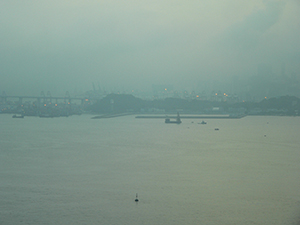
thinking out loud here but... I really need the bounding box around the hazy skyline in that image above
[1,0,299,96]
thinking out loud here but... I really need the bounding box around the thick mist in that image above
[0,0,299,99]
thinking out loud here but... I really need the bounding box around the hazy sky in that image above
[1,0,299,96]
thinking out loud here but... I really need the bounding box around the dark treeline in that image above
[90,94,300,116]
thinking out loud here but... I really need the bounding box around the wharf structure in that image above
[0,95,100,116]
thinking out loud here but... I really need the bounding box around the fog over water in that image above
[1,1,300,97]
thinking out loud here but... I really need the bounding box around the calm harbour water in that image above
[0,114,300,225]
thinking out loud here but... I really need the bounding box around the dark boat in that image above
[165,112,182,124]
[199,120,207,124]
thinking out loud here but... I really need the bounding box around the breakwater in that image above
[91,113,134,119]
[135,114,246,119]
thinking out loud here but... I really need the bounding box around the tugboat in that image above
[165,112,182,124]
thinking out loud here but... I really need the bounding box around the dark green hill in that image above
[90,94,148,113]
[90,94,300,116]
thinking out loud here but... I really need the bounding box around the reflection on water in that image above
[0,114,300,224]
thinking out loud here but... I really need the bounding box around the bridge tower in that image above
[47,91,52,104]
[40,91,45,103]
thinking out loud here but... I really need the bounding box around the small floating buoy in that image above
[135,193,139,202]
[264,134,266,137]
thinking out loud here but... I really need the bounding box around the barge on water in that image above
[165,112,182,124]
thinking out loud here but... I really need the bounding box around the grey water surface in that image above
[1,114,300,225]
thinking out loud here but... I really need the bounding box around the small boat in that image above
[12,114,24,118]
[199,120,207,124]
[215,128,219,131]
